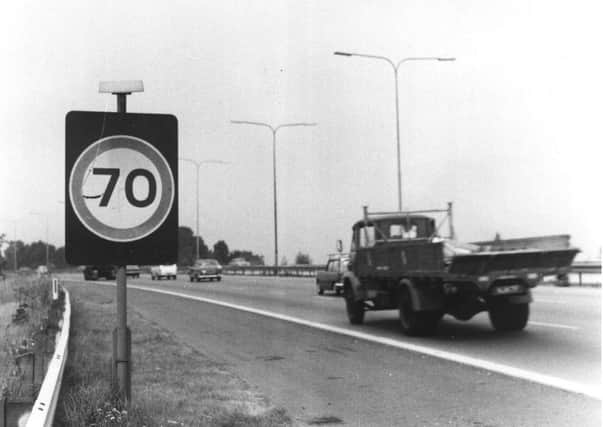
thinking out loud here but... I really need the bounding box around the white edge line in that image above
[84,280,601,400]
[528,321,579,330]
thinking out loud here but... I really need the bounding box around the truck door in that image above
[355,224,376,278]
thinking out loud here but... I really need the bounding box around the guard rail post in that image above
[1,395,6,427]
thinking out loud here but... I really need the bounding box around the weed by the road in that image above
[0,275,55,396]
[55,284,292,426]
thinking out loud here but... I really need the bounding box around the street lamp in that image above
[231,120,316,274]
[29,211,49,267]
[1,219,18,271]
[179,158,229,261]
[334,51,455,211]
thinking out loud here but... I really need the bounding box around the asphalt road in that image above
[63,274,601,426]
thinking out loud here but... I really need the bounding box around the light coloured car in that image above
[151,264,178,280]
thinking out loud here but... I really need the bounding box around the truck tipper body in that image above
[343,205,579,335]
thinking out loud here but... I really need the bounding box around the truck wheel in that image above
[489,302,529,332]
[316,283,324,295]
[398,286,441,336]
[344,286,364,324]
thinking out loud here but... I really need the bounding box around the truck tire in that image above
[489,301,529,332]
[316,283,324,295]
[398,286,441,336]
[344,285,364,324]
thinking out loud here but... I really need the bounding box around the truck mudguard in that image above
[400,278,445,311]
[343,271,366,301]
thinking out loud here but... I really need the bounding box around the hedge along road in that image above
[62,274,600,425]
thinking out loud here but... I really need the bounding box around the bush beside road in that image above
[0,275,63,425]
[55,283,292,426]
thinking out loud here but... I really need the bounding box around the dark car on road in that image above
[188,259,222,282]
[316,254,349,295]
[126,265,141,278]
[83,265,116,281]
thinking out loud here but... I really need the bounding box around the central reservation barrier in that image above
[222,263,601,285]
[223,265,321,277]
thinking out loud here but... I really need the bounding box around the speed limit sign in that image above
[66,111,178,264]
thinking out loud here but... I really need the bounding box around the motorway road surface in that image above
[63,274,601,426]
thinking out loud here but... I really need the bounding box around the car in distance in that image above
[188,259,222,282]
[316,254,349,295]
[126,265,141,278]
[228,257,251,267]
[151,264,178,280]
[83,265,116,281]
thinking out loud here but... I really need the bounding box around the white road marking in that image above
[528,321,579,330]
[80,280,601,400]
[535,298,565,304]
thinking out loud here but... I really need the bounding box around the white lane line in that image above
[528,321,579,330]
[535,299,565,304]
[79,280,601,400]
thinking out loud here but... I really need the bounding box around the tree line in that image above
[0,227,266,270]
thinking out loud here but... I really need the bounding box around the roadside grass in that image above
[0,275,54,395]
[56,284,292,426]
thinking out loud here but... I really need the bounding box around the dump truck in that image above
[342,204,579,335]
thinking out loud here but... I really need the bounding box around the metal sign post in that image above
[110,88,137,403]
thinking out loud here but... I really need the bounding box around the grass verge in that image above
[55,283,292,426]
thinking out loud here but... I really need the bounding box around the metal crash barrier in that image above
[223,263,601,285]
[223,265,323,277]
[24,287,71,427]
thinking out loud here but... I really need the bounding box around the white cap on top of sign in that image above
[99,80,144,94]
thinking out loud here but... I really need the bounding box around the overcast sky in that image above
[0,1,601,263]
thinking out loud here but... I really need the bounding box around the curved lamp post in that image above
[179,158,229,261]
[29,211,49,267]
[334,51,455,211]
[231,120,316,273]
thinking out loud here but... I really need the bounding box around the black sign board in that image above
[66,111,178,264]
